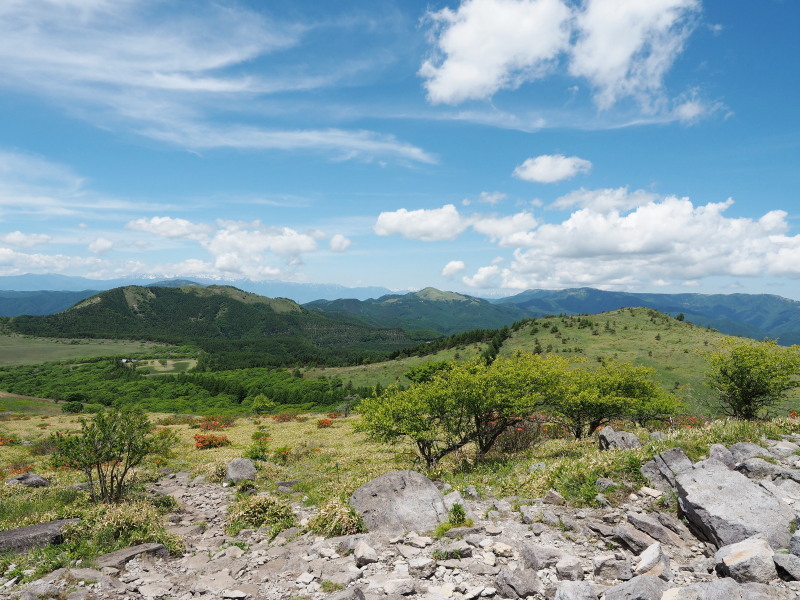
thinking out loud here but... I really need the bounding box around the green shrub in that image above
[227,494,296,538]
[51,408,177,503]
[307,500,365,537]
[61,401,84,414]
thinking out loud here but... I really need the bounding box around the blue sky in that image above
[1,0,799,298]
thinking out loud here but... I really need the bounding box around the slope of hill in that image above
[497,287,800,344]
[304,287,530,335]
[6,285,414,368]
[308,307,800,414]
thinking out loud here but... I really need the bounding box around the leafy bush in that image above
[243,438,271,461]
[706,339,800,419]
[316,418,334,429]
[61,401,84,414]
[307,500,365,537]
[194,434,231,449]
[227,494,296,537]
[64,500,183,554]
[51,408,177,503]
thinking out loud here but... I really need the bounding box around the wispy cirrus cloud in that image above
[0,0,434,165]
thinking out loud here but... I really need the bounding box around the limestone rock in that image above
[553,581,597,600]
[714,535,778,583]
[556,555,584,581]
[593,554,633,581]
[634,542,672,581]
[495,568,542,599]
[0,518,79,554]
[604,575,668,600]
[349,470,448,533]
[226,458,256,483]
[676,459,796,549]
[599,427,642,451]
[772,552,800,580]
[709,444,736,470]
[94,543,170,570]
[5,473,50,487]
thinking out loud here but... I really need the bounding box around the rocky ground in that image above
[6,430,800,599]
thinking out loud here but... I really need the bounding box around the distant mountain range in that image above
[305,287,529,335]
[308,286,800,344]
[0,274,396,304]
[3,275,800,346]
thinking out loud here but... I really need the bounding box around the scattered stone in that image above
[544,489,566,506]
[495,568,542,599]
[709,444,736,470]
[594,554,633,581]
[5,473,50,488]
[599,426,642,450]
[773,552,800,580]
[553,580,597,600]
[604,574,668,600]
[349,470,448,533]
[714,535,777,583]
[226,458,256,483]
[0,519,79,554]
[556,555,584,581]
[635,542,672,581]
[95,543,170,570]
[354,540,379,567]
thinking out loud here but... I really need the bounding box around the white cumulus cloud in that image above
[125,216,213,240]
[513,154,592,183]
[329,234,352,253]
[374,204,467,242]
[420,0,572,104]
[551,187,657,212]
[460,195,800,291]
[569,0,700,111]
[442,260,466,277]
[1,231,51,248]
[472,211,539,246]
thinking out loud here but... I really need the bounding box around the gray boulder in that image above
[5,473,50,487]
[554,581,597,600]
[642,448,693,491]
[0,519,79,554]
[593,554,633,581]
[676,459,796,549]
[613,524,658,554]
[709,444,736,470]
[495,568,543,599]
[226,458,256,483]
[521,543,564,570]
[661,577,743,599]
[714,535,777,583]
[773,552,800,580]
[729,442,771,463]
[94,543,169,569]
[556,555,584,581]
[634,542,672,581]
[603,575,668,600]
[349,470,448,533]
[599,427,642,450]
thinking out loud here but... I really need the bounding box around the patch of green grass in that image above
[0,334,175,367]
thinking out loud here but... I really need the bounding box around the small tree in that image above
[52,408,176,503]
[251,394,277,415]
[546,361,679,438]
[358,353,564,467]
[705,339,800,419]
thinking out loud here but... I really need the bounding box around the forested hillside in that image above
[5,285,415,368]
[305,287,529,335]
